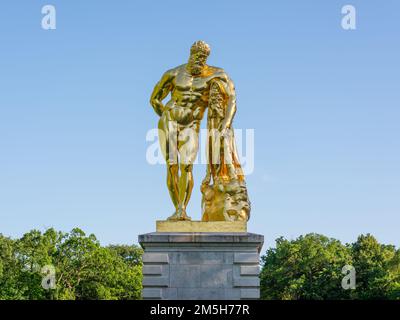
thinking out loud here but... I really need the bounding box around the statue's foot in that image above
[167,212,181,221]
[179,210,192,221]
[177,206,191,221]
[167,208,191,221]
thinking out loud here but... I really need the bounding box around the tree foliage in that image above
[260,233,400,300]
[2,229,399,300]
[0,228,142,300]
[351,234,400,299]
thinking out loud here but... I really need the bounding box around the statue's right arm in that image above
[150,70,174,117]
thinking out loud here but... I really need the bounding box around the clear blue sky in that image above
[0,1,399,250]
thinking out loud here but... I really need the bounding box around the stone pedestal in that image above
[138,230,264,300]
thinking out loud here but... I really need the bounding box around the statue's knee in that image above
[168,164,178,174]
[180,164,193,173]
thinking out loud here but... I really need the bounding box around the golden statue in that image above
[150,41,250,222]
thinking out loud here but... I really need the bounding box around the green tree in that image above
[14,228,60,299]
[0,228,143,300]
[260,233,353,300]
[351,234,400,299]
[260,233,400,300]
[52,228,142,300]
[0,234,23,299]
[107,244,143,266]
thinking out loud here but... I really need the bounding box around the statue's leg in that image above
[176,123,199,220]
[158,114,180,218]
[166,164,179,212]
[178,163,193,220]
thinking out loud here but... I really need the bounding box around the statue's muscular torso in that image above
[164,64,227,126]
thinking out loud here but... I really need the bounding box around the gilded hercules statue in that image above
[150,41,250,222]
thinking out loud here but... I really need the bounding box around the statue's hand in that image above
[156,105,166,117]
[218,119,229,131]
[219,120,232,140]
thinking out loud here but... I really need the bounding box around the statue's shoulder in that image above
[207,66,230,82]
[164,64,185,77]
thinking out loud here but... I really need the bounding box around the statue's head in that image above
[188,40,210,75]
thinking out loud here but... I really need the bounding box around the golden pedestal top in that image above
[156,220,247,233]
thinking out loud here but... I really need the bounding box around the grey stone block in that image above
[240,265,260,276]
[139,232,264,246]
[241,288,260,299]
[173,252,226,265]
[142,288,162,299]
[234,253,259,264]
[233,277,260,288]
[143,253,169,264]
[200,264,232,288]
[163,288,178,300]
[170,265,201,288]
[223,252,234,264]
[142,265,163,275]
[177,288,225,300]
[225,288,242,299]
[167,234,196,242]
[139,232,264,300]
[143,276,169,287]
[233,265,242,278]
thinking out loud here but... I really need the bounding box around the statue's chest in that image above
[175,73,209,92]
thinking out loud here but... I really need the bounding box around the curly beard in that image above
[190,64,202,74]
[188,57,205,75]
